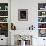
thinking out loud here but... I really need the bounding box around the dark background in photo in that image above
[20,11,26,19]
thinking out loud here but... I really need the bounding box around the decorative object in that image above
[29,25,35,30]
[5,6,8,10]
[38,11,46,16]
[0,6,1,10]
[39,29,46,37]
[15,35,32,46]
[38,3,46,37]
[0,3,8,10]
[18,9,28,21]
[11,23,16,30]
[40,8,44,10]
[38,3,46,10]
[21,40,25,46]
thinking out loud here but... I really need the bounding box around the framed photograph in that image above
[18,9,28,21]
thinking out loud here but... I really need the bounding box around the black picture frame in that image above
[18,9,28,21]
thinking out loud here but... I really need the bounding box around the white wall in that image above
[11,0,46,30]
[11,0,38,30]
[11,0,46,46]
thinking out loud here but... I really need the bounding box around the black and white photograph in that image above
[18,9,28,21]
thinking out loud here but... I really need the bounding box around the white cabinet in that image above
[0,1,8,46]
[38,37,46,46]
[0,35,8,45]
[0,0,11,45]
[38,3,46,46]
[38,3,46,37]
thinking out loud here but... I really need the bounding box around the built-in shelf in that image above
[0,3,8,37]
[38,3,46,37]
[0,22,8,23]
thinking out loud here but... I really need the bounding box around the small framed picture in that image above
[18,9,28,21]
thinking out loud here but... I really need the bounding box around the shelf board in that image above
[38,37,46,38]
[0,22,8,23]
[38,16,46,17]
[0,16,8,17]
[38,28,46,29]
[38,22,46,23]
[38,10,46,11]
[0,10,8,11]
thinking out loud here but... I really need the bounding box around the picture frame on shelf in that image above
[0,3,8,10]
[18,9,28,21]
[38,17,46,22]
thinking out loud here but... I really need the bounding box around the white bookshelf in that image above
[38,3,46,37]
[0,3,8,23]
[0,0,11,45]
[0,3,8,37]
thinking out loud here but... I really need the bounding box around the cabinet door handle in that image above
[43,39,45,40]
[1,39,3,40]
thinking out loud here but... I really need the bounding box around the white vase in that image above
[21,40,25,46]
